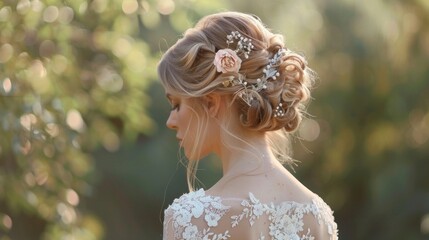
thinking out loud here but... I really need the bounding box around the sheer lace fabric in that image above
[163,189,338,240]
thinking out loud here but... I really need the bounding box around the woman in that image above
[158,11,338,240]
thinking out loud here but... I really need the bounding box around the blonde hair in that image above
[158,12,315,191]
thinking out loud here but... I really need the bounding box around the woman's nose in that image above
[166,111,177,130]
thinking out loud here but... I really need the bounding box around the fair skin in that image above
[166,93,221,161]
[166,91,314,202]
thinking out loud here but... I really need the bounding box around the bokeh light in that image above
[2,214,12,230]
[66,109,86,132]
[122,0,139,15]
[66,189,80,206]
[299,119,320,142]
[2,78,12,94]
[157,0,175,15]
[43,6,59,23]
[0,43,13,63]
[1,0,428,239]
[422,214,429,235]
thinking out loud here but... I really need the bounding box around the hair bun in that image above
[238,40,314,132]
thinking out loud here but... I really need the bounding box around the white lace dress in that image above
[163,189,338,240]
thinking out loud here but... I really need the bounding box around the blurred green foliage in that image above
[1,0,428,240]
[0,0,156,238]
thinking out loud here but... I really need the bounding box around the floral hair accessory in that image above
[223,48,287,107]
[213,31,254,73]
[215,31,289,119]
[213,49,242,73]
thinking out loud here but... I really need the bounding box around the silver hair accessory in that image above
[223,48,288,118]
[274,103,285,118]
[219,31,289,119]
[226,31,254,59]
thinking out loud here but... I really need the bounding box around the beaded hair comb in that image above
[213,31,287,118]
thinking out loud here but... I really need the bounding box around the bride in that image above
[158,11,338,240]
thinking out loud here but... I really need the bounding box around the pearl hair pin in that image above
[226,31,254,59]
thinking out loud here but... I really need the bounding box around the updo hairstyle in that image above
[158,11,314,133]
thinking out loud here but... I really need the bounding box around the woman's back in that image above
[163,167,338,240]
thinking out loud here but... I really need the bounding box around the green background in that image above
[1,0,428,239]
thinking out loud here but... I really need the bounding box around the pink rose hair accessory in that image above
[213,49,242,73]
[213,31,254,73]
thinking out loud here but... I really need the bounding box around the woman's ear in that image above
[203,93,222,118]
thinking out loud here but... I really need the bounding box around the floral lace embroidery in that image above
[165,189,231,240]
[164,190,338,240]
[312,197,339,237]
[230,193,338,240]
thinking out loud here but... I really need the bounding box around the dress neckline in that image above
[187,188,322,206]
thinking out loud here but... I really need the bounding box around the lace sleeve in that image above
[227,193,338,240]
[163,207,175,240]
[162,189,231,240]
[298,197,338,240]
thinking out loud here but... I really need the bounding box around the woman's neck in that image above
[215,132,282,179]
